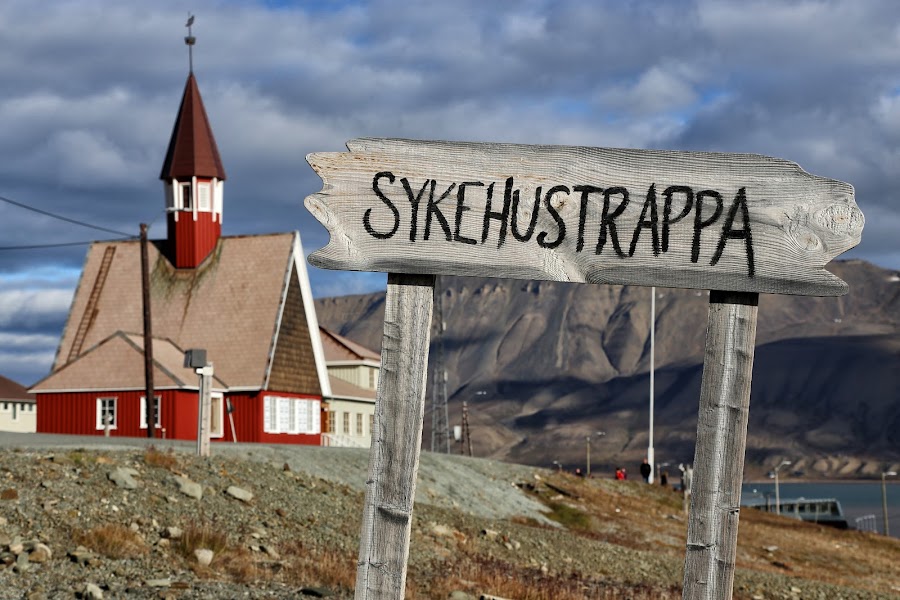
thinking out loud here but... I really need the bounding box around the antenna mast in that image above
[185,14,196,73]
[430,276,451,453]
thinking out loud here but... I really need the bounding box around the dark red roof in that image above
[0,374,34,400]
[159,73,226,181]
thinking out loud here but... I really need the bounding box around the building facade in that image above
[320,328,380,448]
[31,62,330,444]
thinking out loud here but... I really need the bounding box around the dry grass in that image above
[143,445,178,470]
[178,523,230,559]
[74,523,148,559]
[177,523,260,582]
[408,557,680,600]
[280,541,357,593]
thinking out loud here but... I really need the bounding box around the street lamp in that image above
[882,470,897,536]
[774,460,791,515]
[586,431,606,478]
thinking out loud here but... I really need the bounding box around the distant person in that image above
[660,471,668,487]
[575,468,584,478]
[640,458,652,483]
[615,467,625,480]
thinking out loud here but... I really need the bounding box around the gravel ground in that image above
[0,434,897,599]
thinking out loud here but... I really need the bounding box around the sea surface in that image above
[741,481,900,539]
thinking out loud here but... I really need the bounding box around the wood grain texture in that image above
[355,273,434,600]
[682,291,759,600]
[306,138,863,296]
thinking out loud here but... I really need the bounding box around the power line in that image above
[0,238,135,251]
[0,194,135,238]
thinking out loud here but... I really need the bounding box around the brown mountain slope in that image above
[315,260,900,476]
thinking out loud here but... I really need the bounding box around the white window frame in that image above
[139,395,162,429]
[263,395,321,434]
[210,393,224,438]
[180,182,193,210]
[198,182,211,211]
[96,397,117,430]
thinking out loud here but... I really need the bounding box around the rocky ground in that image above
[0,439,898,599]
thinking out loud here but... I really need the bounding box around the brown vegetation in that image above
[74,524,148,559]
[142,445,179,470]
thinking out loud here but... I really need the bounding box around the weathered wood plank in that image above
[355,273,434,600]
[305,138,863,296]
[683,291,759,600]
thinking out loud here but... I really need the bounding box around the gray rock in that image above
[172,476,202,499]
[15,550,30,572]
[194,548,214,566]
[28,543,51,563]
[68,546,96,565]
[164,526,183,539]
[145,578,172,588]
[225,485,253,502]
[108,468,138,490]
[449,592,477,600]
[84,583,104,599]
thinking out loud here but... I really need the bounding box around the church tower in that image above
[159,20,226,269]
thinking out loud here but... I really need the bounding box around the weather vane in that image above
[185,14,196,73]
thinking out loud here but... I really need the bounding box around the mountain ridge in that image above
[315,259,900,478]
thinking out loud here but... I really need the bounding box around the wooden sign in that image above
[306,138,863,296]
[303,138,865,600]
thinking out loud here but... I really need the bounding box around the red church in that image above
[30,61,332,444]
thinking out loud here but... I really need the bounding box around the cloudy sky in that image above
[2,0,900,386]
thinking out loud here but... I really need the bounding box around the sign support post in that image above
[682,291,758,599]
[304,137,864,600]
[356,273,434,599]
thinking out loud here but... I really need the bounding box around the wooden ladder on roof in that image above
[66,246,117,364]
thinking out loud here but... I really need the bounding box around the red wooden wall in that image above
[36,389,324,446]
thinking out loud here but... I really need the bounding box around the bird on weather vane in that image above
[185,14,196,72]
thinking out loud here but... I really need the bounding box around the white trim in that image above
[191,176,198,221]
[95,397,117,430]
[292,232,332,397]
[326,359,382,368]
[31,386,208,394]
[325,394,376,404]
[198,181,211,212]
[262,395,321,434]
[210,392,224,438]
[139,395,162,429]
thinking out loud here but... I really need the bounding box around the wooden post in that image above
[140,223,156,439]
[356,273,434,600]
[683,291,758,600]
[196,363,213,458]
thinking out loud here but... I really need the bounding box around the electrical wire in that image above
[0,194,135,237]
[0,239,135,251]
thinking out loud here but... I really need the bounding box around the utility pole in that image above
[140,223,156,438]
[461,400,472,457]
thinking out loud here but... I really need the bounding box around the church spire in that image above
[160,16,226,269]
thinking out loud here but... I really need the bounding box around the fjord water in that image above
[741,481,900,538]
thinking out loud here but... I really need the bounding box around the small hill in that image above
[0,440,898,598]
[315,260,900,477]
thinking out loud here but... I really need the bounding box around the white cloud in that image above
[0,289,73,327]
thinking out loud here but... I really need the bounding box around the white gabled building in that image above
[0,375,36,433]
[320,328,380,448]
